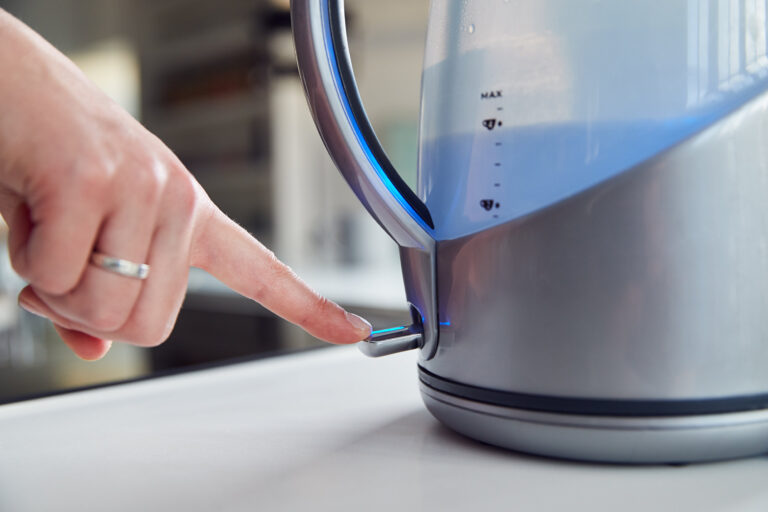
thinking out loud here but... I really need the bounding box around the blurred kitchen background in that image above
[0,0,427,402]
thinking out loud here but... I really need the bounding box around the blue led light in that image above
[322,4,432,234]
[371,326,407,335]
[439,321,451,327]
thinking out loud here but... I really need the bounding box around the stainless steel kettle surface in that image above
[292,0,768,463]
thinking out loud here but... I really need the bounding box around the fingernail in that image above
[346,312,372,338]
[18,297,46,319]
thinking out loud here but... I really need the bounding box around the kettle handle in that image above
[291,0,439,359]
[290,0,434,250]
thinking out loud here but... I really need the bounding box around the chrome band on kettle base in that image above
[421,383,768,464]
[419,367,768,417]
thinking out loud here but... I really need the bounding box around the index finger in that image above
[190,206,371,344]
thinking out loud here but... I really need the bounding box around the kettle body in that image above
[292,0,768,463]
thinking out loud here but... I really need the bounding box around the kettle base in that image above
[420,382,768,464]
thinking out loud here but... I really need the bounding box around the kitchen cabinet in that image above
[138,0,275,243]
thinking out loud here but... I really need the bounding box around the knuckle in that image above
[312,295,330,317]
[297,295,329,328]
[135,321,172,348]
[178,181,202,218]
[26,267,78,295]
[258,258,296,296]
[125,306,180,348]
[72,164,110,199]
[167,166,202,215]
[248,280,269,304]
[128,159,165,206]
[138,334,165,348]
[83,305,129,333]
[316,294,331,310]
[7,254,30,283]
[268,254,296,281]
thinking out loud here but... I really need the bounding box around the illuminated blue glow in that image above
[322,4,433,235]
[371,326,407,335]
[439,321,451,327]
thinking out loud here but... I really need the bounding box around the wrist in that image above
[0,10,46,179]
[0,9,16,178]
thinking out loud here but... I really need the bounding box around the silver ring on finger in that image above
[90,252,150,280]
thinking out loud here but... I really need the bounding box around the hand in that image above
[0,10,371,360]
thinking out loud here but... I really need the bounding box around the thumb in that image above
[190,207,371,344]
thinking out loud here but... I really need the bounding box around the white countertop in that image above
[1,346,768,512]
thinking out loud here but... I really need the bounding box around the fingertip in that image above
[54,325,112,361]
[83,339,112,361]
[344,311,372,342]
[309,309,372,345]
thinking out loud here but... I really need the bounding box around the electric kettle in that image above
[291,0,768,463]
